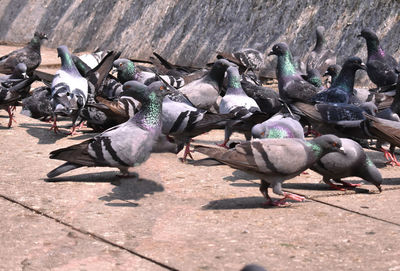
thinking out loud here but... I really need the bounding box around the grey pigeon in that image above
[0,63,27,81]
[194,134,345,206]
[358,28,398,88]
[251,114,304,140]
[113,58,184,88]
[218,66,268,147]
[268,43,319,104]
[179,59,235,112]
[312,57,367,104]
[306,26,336,76]
[47,81,166,178]
[21,86,52,121]
[0,32,47,75]
[310,138,382,191]
[50,45,89,134]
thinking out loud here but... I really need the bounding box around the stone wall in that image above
[0,0,399,77]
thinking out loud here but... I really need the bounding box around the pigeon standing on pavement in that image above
[0,32,47,75]
[47,81,166,178]
[310,138,382,191]
[358,28,398,88]
[194,134,345,206]
[50,45,88,134]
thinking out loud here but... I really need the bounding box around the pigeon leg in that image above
[260,180,291,207]
[116,167,137,178]
[381,147,400,166]
[181,141,194,162]
[322,178,346,191]
[216,139,229,149]
[336,179,361,188]
[276,192,305,205]
[49,115,60,133]
[6,106,17,127]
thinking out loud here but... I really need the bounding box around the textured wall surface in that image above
[0,0,399,71]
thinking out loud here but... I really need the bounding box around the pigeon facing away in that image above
[194,134,345,206]
[312,57,367,104]
[310,138,382,191]
[50,45,89,134]
[358,28,398,88]
[0,32,47,75]
[268,43,319,104]
[47,81,166,178]
[21,86,52,121]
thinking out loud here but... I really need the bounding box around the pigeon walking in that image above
[194,135,345,206]
[47,81,166,178]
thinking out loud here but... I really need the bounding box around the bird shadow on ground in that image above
[202,196,304,210]
[44,171,164,207]
[18,122,67,144]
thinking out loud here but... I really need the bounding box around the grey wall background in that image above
[0,0,399,72]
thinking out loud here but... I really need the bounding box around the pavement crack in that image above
[0,194,178,271]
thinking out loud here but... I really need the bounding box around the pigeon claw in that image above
[216,140,229,149]
[282,192,305,202]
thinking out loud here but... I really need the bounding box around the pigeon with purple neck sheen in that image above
[358,28,398,88]
[311,138,382,192]
[312,56,367,104]
[194,134,345,206]
[268,43,319,104]
[0,32,47,75]
[47,81,166,178]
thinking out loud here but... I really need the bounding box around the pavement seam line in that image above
[281,189,400,227]
[0,194,178,271]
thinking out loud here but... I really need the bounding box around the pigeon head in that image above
[113,58,136,83]
[226,66,241,89]
[34,31,48,40]
[251,123,266,138]
[363,156,382,192]
[57,45,78,72]
[358,28,379,42]
[310,134,345,155]
[342,56,367,71]
[29,32,48,48]
[268,43,290,56]
[323,64,341,77]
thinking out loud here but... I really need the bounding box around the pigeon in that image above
[240,77,282,115]
[179,59,235,112]
[21,86,52,121]
[161,95,233,161]
[194,134,345,206]
[0,63,27,81]
[303,64,324,90]
[323,64,341,86]
[47,81,166,178]
[0,75,37,127]
[251,114,304,140]
[306,26,336,75]
[310,138,382,191]
[218,66,268,147]
[312,57,367,104]
[0,32,47,75]
[217,48,264,76]
[78,50,109,69]
[358,28,398,88]
[50,45,89,134]
[268,43,319,104]
[113,58,184,88]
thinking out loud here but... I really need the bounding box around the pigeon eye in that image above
[119,63,123,67]
[332,142,337,147]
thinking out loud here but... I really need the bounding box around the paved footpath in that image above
[0,46,400,271]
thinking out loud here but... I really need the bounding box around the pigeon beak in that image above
[359,63,367,70]
[357,34,363,38]
[323,71,329,77]
[111,67,118,75]
[375,184,382,193]
[22,72,28,79]
[267,50,275,56]
[338,146,346,154]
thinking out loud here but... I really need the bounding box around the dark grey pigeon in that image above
[312,57,367,104]
[194,134,345,206]
[21,86,52,121]
[179,59,236,112]
[50,45,89,134]
[47,81,166,178]
[251,114,304,140]
[306,26,336,76]
[311,138,382,191]
[323,64,341,86]
[0,63,27,82]
[0,32,47,75]
[358,28,398,88]
[268,43,319,104]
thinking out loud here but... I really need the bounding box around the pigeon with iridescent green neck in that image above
[251,114,304,140]
[268,43,319,104]
[50,45,89,134]
[312,57,367,104]
[0,32,47,75]
[194,134,345,206]
[47,81,166,178]
[311,138,382,192]
[358,28,398,88]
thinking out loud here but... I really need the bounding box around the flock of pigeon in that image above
[0,27,399,206]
